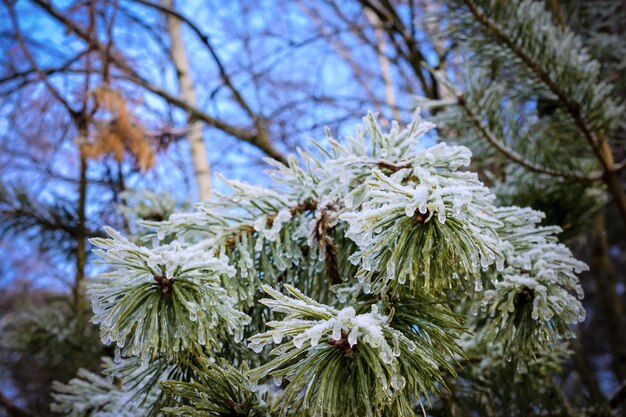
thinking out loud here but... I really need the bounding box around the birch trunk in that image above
[364,9,401,122]
[162,0,211,200]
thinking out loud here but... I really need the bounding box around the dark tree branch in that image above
[0,49,89,85]
[0,392,33,417]
[357,0,438,99]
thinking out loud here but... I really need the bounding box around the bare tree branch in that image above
[29,0,288,164]
[6,1,79,119]
[0,391,34,417]
[130,0,257,120]
[0,49,88,86]
[357,0,438,98]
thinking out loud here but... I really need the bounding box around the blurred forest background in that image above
[0,0,625,415]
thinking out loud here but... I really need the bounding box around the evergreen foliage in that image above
[89,227,250,360]
[426,0,624,240]
[52,111,587,416]
[441,0,623,156]
[51,364,144,417]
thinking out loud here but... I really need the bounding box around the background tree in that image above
[0,0,624,416]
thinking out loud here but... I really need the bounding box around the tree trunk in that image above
[571,327,604,403]
[591,211,626,383]
[74,155,87,316]
[162,0,211,200]
[596,138,626,236]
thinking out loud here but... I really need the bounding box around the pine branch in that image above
[89,227,250,360]
[454,0,626,222]
[223,199,318,249]
[248,285,462,416]
[421,54,603,181]
[78,111,588,416]
[455,93,599,181]
[454,0,626,226]
[460,0,604,157]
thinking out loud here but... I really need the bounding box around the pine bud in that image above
[415,209,430,224]
[153,274,173,296]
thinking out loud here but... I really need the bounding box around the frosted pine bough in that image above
[54,111,587,417]
[88,228,250,360]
